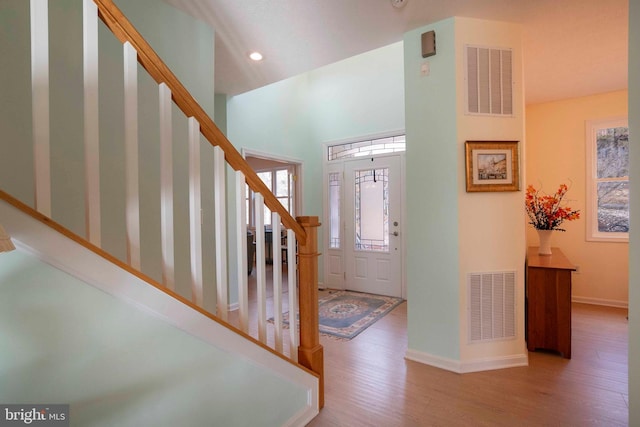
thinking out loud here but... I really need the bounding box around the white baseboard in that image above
[283,401,318,427]
[405,349,462,373]
[405,349,528,374]
[458,354,528,373]
[572,296,628,309]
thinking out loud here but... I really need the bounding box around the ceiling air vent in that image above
[466,45,513,116]
[468,271,516,343]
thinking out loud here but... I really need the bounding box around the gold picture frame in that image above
[465,141,520,192]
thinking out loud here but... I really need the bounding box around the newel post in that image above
[296,215,324,409]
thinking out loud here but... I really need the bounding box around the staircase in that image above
[0,0,322,424]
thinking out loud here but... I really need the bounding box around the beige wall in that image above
[456,18,527,364]
[526,90,629,306]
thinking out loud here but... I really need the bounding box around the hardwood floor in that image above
[227,266,628,426]
[308,301,629,427]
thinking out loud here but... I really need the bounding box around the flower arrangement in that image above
[525,183,580,231]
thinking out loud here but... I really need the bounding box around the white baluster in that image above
[159,83,175,289]
[30,0,51,216]
[123,42,140,270]
[188,118,203,307]
[272,213,283,353]
[214,146,228,320]
[236,171,249,332]
[255,193,267,343]
[287,228,298,361]
[83,0,100,246]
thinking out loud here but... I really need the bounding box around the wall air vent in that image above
[466,45,513,116]
[468,271,516,343]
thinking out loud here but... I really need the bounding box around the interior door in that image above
[344,155,402,297]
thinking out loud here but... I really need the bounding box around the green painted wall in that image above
[628,0,639,422]
[0,0,33,205]
[228,74,314,209]
[0,250,307,426]
[49,0,85,237]
[0,0,217,311]
[403,19,460,359]
[307,42,405,143]
[115,0,215,114]
[112,0,217,310]
[226,43,405,288]
[214,93,228,136]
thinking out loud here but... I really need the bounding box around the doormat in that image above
[278,290,403,341]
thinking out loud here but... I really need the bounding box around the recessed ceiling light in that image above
[249,51,263,61]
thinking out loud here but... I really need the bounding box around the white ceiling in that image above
[166,0,628,105]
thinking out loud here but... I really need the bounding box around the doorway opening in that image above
[323,134,406,298]
[243,150,303,266]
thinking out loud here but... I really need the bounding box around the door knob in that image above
[392,231,399,236]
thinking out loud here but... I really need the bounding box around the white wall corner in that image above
[405,348,528,374]
[405,348,463,374]
[282,397,319,427]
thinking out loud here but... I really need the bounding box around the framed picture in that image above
[465,141,520,192]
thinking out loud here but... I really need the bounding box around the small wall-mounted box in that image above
[421,30,436,58]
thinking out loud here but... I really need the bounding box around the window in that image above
[586,117,629,241]
[354,168,389,252]
[328,134,405,161]
[328,172,341,249]
[245,167,295,227]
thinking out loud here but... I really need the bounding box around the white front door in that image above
[342,155,403,297]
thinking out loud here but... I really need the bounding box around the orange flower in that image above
[525,183,580,231]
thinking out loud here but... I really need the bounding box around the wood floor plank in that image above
[227,266,628,426]
[308,301,628,426]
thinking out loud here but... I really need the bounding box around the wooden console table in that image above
[526,247,576,358]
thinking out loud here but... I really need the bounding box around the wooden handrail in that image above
[93,0,307,244]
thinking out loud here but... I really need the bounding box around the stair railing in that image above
[12,0,324,407]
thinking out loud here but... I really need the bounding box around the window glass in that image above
[597,127,629,179]
[586,118,629,241]
[258,171,272,189]
[597,181,629,232]
[276,169,289,197]
[329,135,405,161]
[354,168,389,252]
[329,172,341,249]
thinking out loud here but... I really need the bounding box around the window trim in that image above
[585,117,629,242]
